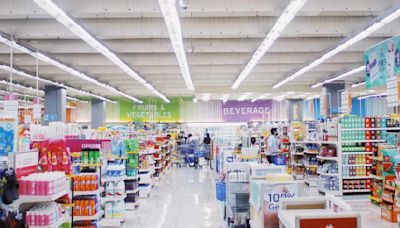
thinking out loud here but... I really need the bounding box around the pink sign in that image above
[222,100,272,122]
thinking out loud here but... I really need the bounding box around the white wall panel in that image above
[271,100,289,121]
[106,102,120,122]
[75,102,91,123]
[180,100,223,122]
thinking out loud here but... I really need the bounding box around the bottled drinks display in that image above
[73,174,99,192]
[340,115,387,129]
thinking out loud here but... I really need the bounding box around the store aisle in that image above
[123,167,224,228]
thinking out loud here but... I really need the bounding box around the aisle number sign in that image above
[263,182,299,228]
[119,98,180,122]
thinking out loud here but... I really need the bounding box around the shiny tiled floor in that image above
[123,167,397,228]
[123,167,224,228]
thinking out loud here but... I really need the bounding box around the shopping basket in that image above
[272,154,286,165]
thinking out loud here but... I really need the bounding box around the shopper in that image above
[266,128,279,164]
[203,133,212,162]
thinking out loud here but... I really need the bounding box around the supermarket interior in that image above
[1,0,400,228]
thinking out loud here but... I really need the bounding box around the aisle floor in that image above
[123,167,223,228]
[123,167,397,228]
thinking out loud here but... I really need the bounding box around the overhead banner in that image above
[119,98,180,122]
[364,34,400,89]
[222,100,272,122]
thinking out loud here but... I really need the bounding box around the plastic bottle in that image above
[105,202,114,219]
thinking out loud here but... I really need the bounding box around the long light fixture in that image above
[32,0,169,103]
[0,80,89,104]
[358,92,387,100]
[0,34,141,104]
[352,81,366,88]
[273,5,400,89]
[0,80,44,94]
[311,66,366,88]
[0,64,113,103]
[158,0,194,90]
[221,94,230,103]
[237,93,252,101]
[251,93,271,102]
[231,0,307,89]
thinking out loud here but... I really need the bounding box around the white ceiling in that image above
[0,0,399,101]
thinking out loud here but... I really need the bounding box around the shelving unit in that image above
[290,142,304,180]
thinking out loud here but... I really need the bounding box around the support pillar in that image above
[44,85,66,124]
[91,99,105,129]
[323,82,345,116]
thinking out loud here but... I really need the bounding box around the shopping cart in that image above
[178,144,195,167]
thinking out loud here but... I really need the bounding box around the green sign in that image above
[119,97,180,122]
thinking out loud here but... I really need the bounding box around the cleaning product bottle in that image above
[105,202,114,219]
[115,181,125,196]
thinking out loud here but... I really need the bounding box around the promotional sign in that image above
[119,97,180,122]
[14,150,38,178]
[263,182,299,228]
[299,217,358,228]
[222,100,272,122]
[341,91,352,113]
[364,35,400,89]
[0,118,17,156]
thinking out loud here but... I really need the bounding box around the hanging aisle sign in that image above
[222,100,272,122]
[341,91,352,114]
[119,97,180,122]
[364,34,400,89]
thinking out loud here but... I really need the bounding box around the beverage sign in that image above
[222,100,272,122]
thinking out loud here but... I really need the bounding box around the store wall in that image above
[180,100,222,122]
[365,97,387,116]
[72,99,290,124]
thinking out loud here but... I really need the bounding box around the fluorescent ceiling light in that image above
[158,0,194,90]
[231,0,307,89]
[358,92,387,100]
[0,34,141,104]
[0,80,45,94]
[33,0,169,103]
[0,80,90,104]
[251,93,271,102]
[274,6,400,89]
[0,64,113,103]
[238,93,252,101]
[352,81,366,88]
[311,66,365,88]
[202,93,210,101]
[221,94,230,103]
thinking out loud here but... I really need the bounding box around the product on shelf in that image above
[105,200,125,219]
[342,179,371,190]
[32,139,72,174]
[19,172,67,196]
[73,174,99,192]
[105,181,125,196]
[73,197,99,217]
[80,148,101,165]
[25,202,65,227]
